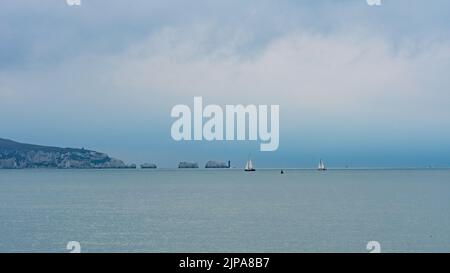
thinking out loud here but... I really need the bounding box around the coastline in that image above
[1,167,449,171]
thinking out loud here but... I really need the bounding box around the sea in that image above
[0,169,449,253]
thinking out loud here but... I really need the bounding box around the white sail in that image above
[318,159,326,170]
[245,158,254,171]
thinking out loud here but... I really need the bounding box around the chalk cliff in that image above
[0,138,130,169]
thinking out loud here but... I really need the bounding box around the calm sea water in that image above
[0,169,449,253]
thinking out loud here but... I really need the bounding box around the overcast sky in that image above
[1,0,450,167]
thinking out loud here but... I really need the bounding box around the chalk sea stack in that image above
[205,160,230,168]
[141,163,157,169]
[178,162,199,168]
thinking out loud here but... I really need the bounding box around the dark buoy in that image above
[281,170,284,174]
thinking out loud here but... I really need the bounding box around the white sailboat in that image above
[317,159,327,171]
[244,157,255,172]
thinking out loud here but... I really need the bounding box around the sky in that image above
[1,0,450,168]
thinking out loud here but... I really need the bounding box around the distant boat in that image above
[244,157,255,172]
[317,159,327,171]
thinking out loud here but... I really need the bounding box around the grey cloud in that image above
[2,0,450,70]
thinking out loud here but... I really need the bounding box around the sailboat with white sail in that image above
[317,159,327,171]
[244,156,255,172]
